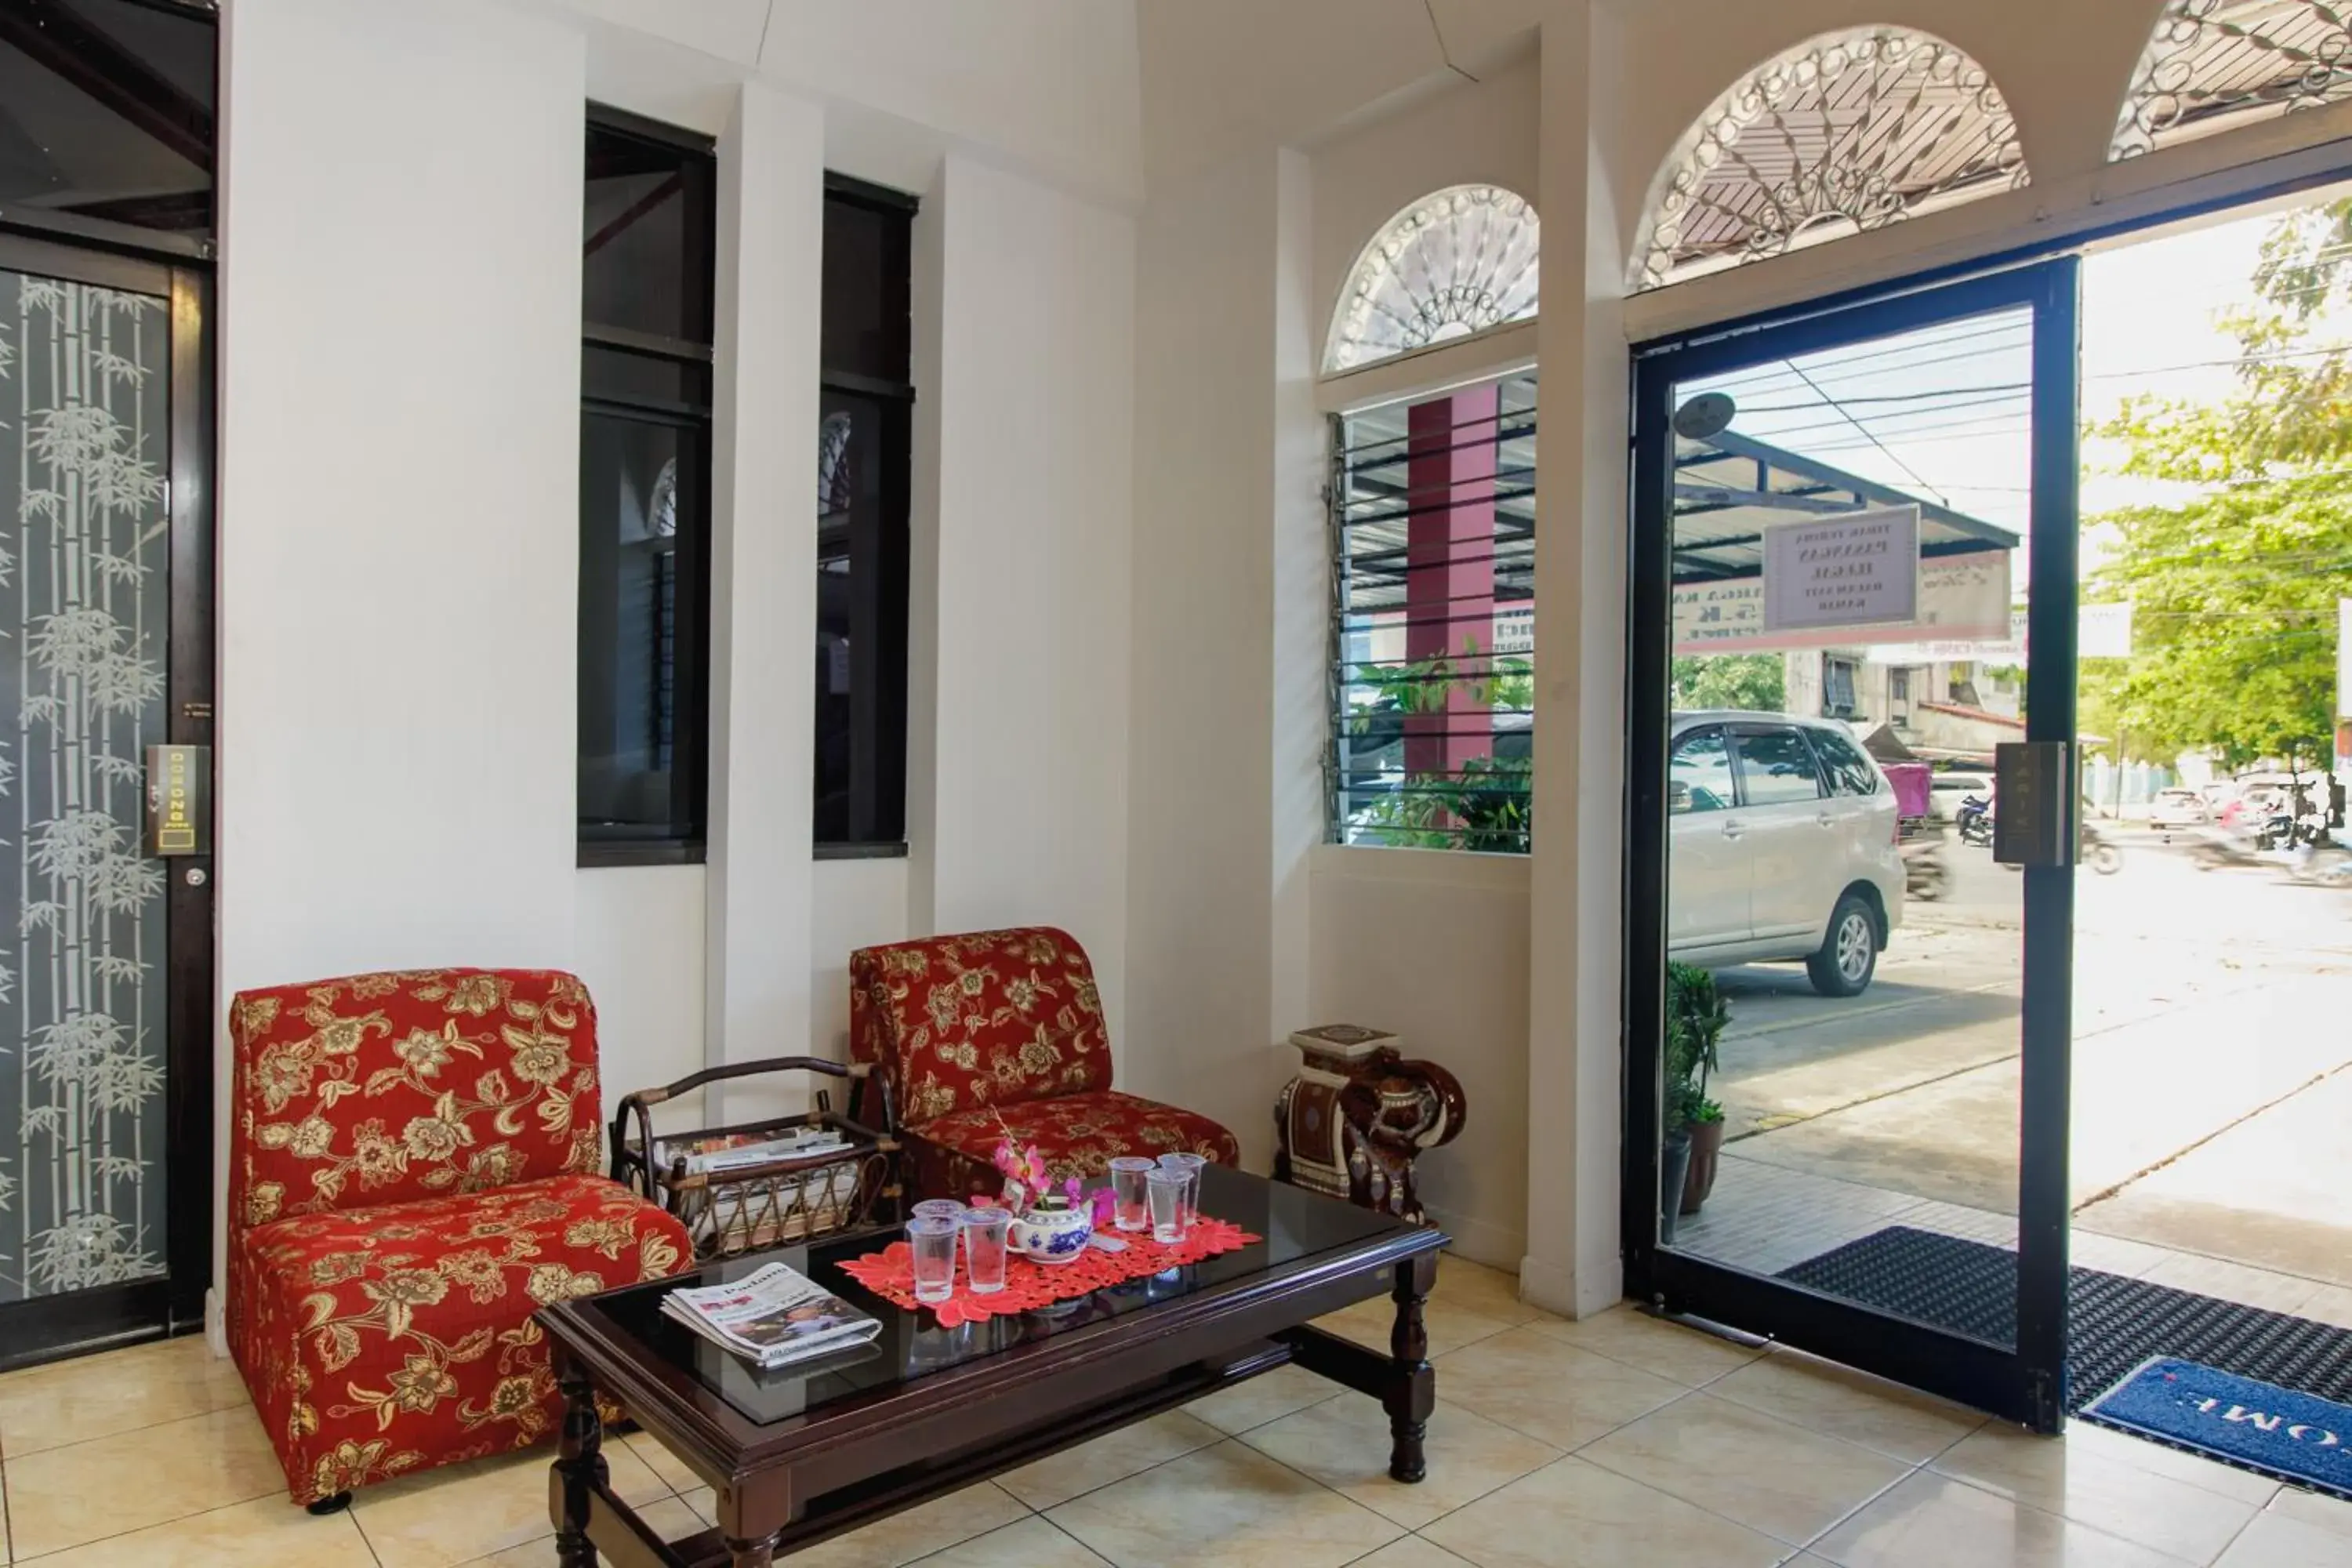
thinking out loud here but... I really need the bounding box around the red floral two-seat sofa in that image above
[226,968,692,1508]
[848,927,1240,1200]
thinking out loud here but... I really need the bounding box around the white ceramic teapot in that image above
[1006,1194,1092,1265]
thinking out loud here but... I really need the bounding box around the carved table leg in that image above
[725,1530,783,1567]
[1385,1252,1438,1483]
[554,1359,607,1567]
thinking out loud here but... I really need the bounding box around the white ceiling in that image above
[1134,0,1552,190]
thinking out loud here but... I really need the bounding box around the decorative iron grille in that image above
[1630,27,2029,293]
[2113,1,2352,159]
[1325,185,1540,375]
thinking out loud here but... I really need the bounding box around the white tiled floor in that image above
[2,1260,2348,1566]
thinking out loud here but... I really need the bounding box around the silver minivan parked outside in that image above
[1668,710,1906,997]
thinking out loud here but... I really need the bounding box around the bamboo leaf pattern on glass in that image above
[2,267,170,1301]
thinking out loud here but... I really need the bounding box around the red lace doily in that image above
[837,1218,1260,1326]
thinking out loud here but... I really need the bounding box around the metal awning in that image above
[1673,428,2020,586]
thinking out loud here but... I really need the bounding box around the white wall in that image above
[575,866,705,1123]
[1126,151,1288,1163]
[909,151,1139,1053]
[215,0,587,1316]
[811,858,909,1061]
[1310,848,1531,1266]
[703,81,824,1123]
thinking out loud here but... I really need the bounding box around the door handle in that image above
[1721,822,1744,840]
[1816,812,1835,828]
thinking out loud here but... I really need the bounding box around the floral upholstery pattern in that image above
[850,927,1112,1127]
[233,1174,685,1503]
[909,1091,1242,1204]
[224,969,692,1504]
[848,929,1240,1202]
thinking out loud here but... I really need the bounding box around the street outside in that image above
[1706,829,2352,1290]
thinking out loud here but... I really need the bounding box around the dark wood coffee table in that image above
[538,1163,1447,1566]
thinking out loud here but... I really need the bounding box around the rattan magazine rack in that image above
[609,1056,900,1261]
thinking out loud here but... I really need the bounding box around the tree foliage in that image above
[1670,653,1787,713]
[2082,198,2350,773]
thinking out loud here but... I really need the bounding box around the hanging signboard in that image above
[1673,547,2008,655]
[1762,505,1920,634]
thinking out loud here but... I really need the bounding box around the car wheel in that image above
[1806,894,1878,998]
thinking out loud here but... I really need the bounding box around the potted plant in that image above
[1659,1009,1693,1246]
[1667,964,1728,1215]
[1666,963,1729,1218]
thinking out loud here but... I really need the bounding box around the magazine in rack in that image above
[661,1261,884,1369]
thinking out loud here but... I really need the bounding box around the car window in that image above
[1808,728,1879,797]
[1669,728,1734,814]
[1733,728,1825,806]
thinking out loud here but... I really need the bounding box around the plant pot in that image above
[1679,1117,1725,1215]
[1659,1129,1693,1246]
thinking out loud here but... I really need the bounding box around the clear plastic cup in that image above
[910,1199,969,1224]
[960,1208,1012,1294]
[1156,1152,1207,1229]
[1145,1167,1188,1243]
[1108,1156,1156,1232]
[907,1215,959,1303]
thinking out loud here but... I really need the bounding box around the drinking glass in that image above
[1157,1152,1207,1229]
[1145,1167,1187,1243]
[907,1215,960,1304]
[960,1208,1011,1294]
[1107,1156,1156,1232]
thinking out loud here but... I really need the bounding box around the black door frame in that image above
[1622,258,2081,1430]
[0,227,215,1369]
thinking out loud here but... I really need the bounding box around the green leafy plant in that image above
[1348,633,1534,853]
[1669,653,1786,712]
[1664,962,1727,1133]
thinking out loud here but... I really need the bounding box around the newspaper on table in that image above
[660,1261,883,1369]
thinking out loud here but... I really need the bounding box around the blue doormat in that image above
[2083,1356,2352,1501]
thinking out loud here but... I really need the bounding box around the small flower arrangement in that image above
[988,1116,1115,1229]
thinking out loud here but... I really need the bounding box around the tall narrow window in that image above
[1328,376,1537,852]
[815,176,915,850]
[578,108,716,863]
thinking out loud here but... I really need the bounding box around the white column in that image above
[1269,146,1323,1078]
[1525,2,1632,1318]
[706,80,824,1116]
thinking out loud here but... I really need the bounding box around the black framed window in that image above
[815,176,914,851]
[579,107,715,865]
[0,0,217,249]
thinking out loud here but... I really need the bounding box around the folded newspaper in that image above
[661,1261,883,1369]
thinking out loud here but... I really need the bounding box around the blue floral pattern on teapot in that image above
[1007,1197,1092,1265]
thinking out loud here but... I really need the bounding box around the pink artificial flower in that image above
[1087,1188,1116,1229]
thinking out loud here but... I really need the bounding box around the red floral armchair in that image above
[226,968,693,1508]
[848,927,1240,1200]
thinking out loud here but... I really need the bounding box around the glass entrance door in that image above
[1625,260,2080,1428]
[0,234,212,1365]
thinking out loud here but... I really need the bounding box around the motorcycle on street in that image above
[1955,794,1994,848]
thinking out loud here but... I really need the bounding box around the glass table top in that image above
[592,1164,1418,1428]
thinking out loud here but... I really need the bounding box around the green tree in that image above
[2082,198,2351,775]
[1670,654,1787,713]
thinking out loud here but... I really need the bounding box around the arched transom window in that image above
[1325,185,1539,375]
[2114,2,2352,159]
[1630,27,2029,293]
